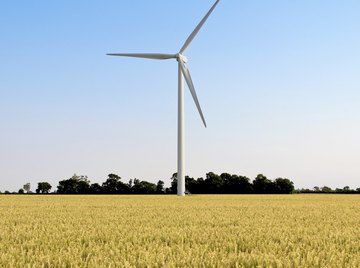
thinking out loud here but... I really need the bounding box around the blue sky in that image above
[1,0,360,192]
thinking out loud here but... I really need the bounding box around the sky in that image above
[1,0,360,192]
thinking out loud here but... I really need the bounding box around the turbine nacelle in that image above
[177,53,188,63]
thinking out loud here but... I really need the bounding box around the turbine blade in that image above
[107,53,177,60]
[180,0,220,54]
[179,59,207,127]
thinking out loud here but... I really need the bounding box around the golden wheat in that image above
[0,194,359,267]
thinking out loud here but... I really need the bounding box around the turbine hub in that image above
[177,53,188,63]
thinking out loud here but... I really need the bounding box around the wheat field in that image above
[0,194,359,267]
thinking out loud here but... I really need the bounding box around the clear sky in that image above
[1,0,359,192]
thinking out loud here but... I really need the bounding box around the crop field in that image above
[0,195,359,267]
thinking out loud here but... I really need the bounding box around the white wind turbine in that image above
[108,0,220,196]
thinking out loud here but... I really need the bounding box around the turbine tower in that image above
[108,0,220,196]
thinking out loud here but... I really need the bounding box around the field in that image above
[0,195,359,267]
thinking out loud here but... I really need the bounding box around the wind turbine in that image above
[107,0,220,196]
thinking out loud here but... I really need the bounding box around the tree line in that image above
[296,186,360,194]
[4,172,297,195]
[4,173,360,195]
[3,173,360,195]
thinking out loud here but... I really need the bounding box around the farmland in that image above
[0,195,359,267]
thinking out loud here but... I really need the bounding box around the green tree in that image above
[222,173,252,194]
[89,183,103,194]
[313,186,320,192]
[132,180,157,194]
[335,188,343,193]
[343,186,351,192]
[170,173,177,194]
[220,173,232,193]
[102,175,120,194]
[57,174,90,194]
[273,178,294,194]
[253,174,273,194]
[195,177,205,194]
[156,180,165,193]
[321,186,333,193]
[186,176,199,193]
[36,182,52,194]
[102,174,130,194]
[205,172,223,193]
